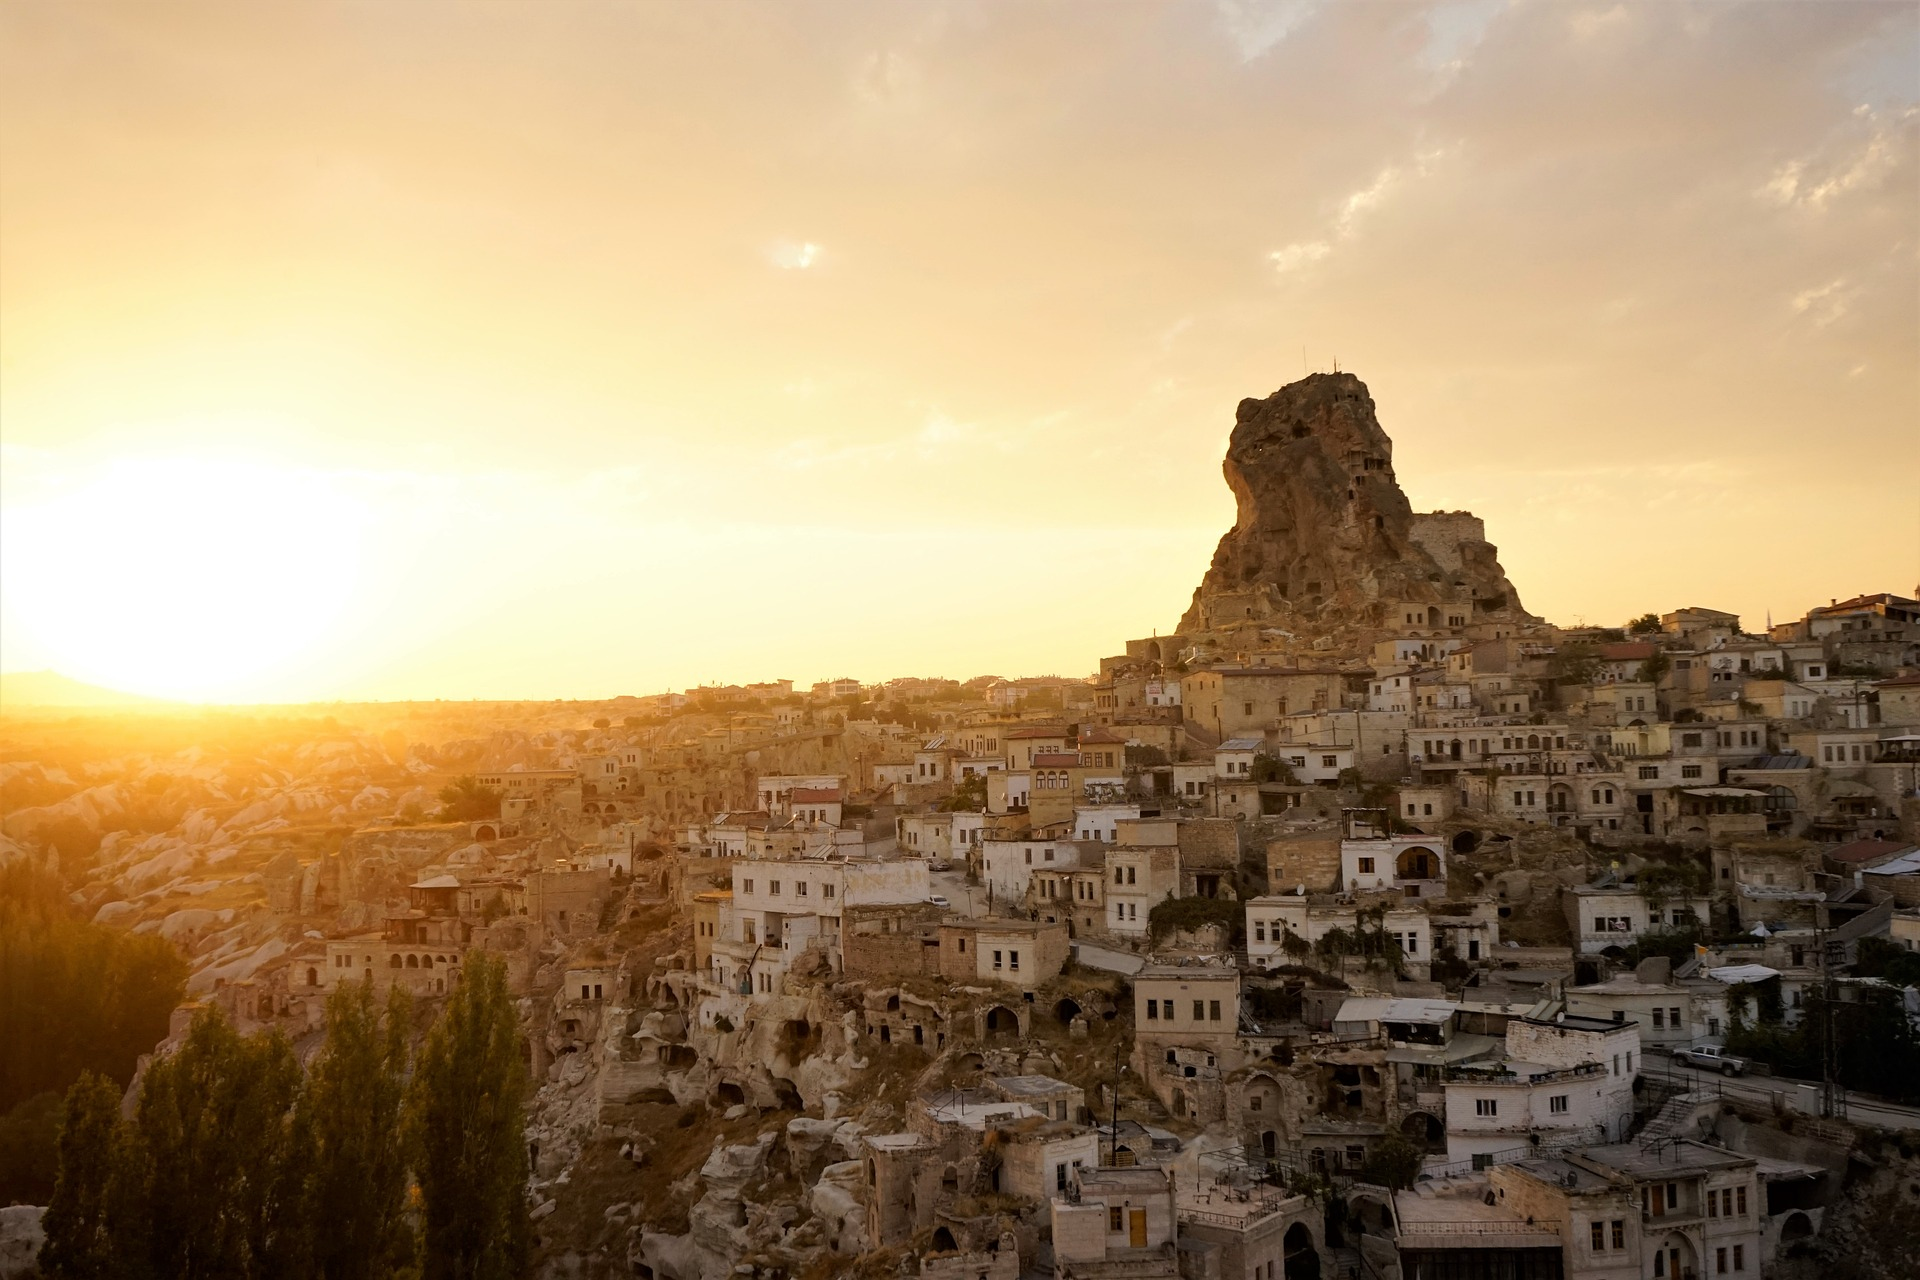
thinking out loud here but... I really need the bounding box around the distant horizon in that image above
[3,2,1914,703]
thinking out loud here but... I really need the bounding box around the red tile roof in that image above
[1598,642,1657,661]
[1827,837,1914,866]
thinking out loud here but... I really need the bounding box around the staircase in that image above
[1638,1091,1707,1145]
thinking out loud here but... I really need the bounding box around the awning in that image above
[1706,964,1780,984]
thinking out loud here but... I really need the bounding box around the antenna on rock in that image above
[1332,356,1340,373]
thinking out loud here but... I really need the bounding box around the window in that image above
[1682,765,1702,779]
[1653,1008,1664,1028]
[1669,1006,1681,1028]
[796,881,808,897]
[1322,755,1338,769]
[1109,1207,1123,1232]
[1733,1245,1744,1271]
[769,880,780,895]
[1255,921,1267,942]
[1735,1185,1746,1215]
[1717,1248,1727,1275]
[1147,999,1159,1020]
[1357,857,1376,873]
[1475,1098,1498,1117]
[993,950,1003,970]
[1639,765,1659,780]
[823,884,835,899]
[1193,1000,1205,1021]
[1128,867,1137,885]
[1611,1220,1624,1249]
[1010,950,1020,971]
[1549,1095,1569,1114]
[1115,868,1125,885]
[742,879,754,893]
[1591,1222,1605,1252]
[1209,1000,1221,1021]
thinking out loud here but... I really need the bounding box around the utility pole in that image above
[1816,916,1845,1120]
[1109,1035,1124,1166]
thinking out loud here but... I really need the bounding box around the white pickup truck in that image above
[1674,1045,1748,1075]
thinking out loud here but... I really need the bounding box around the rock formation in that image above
[1177,372,1535,646]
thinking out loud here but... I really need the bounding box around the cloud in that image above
[769,240,821,270]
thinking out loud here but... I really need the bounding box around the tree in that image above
[38,1073,124,1280]
[1546,643,1601,686]
[133,1008,308,1279]
[1358,1134,1423,1190]
[0,860,186,1114]
[1628,613,1661,635]
[407,953,530,1280]
[1636,651,1673,684]
[591,718,610,730]
[436,776,501,822]
[305,981,415,1280]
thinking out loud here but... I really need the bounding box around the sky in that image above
[1,0,1915,703]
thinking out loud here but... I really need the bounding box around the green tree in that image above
[436,776,502,822]
[0,860,187,1113]
[134,1009,308,1278]
[407,954,530,1280]
[306,981,416,1280]
[38,1072,125,1279]
[1636,651,1673,684]
[1547,643,1601,686]
[1357,1134,1423,1190]
[1628,613,1661,635]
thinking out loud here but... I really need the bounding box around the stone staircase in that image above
[1638,1090,1708,1145]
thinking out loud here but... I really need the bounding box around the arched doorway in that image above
[306,967,318,987]
[1400,1110,1444,1153]
[1451,830,1479,854]
[1396,847,1437,880]
[983,1005,1018,1037]
[1055,997,1081,1024]
[711,1081,746,1109]
[1651,1234,1695,1280]
[1283,1222,1320,1280]
[1780,1212,1813,1245]
[931,1227,958,1253]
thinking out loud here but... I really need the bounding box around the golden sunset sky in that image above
[2,1,1915,703]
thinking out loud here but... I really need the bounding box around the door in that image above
[1129,1210,1147,1248]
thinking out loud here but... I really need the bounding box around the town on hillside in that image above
[6,376,1919,1280]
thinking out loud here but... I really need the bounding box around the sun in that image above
[1,456,367,702]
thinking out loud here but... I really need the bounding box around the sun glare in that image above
[1,457,366,702]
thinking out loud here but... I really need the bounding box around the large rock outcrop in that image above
[1177,372,1534,645]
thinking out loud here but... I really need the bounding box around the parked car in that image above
[1674,1045,1747,1075]
[927,894,951,909]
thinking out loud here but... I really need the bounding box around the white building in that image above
[1340,835,1447,899]
[981,839,1078,909]
[1563,884,1712,956]
[1443,1013,1640,1160]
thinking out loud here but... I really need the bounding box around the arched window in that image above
[389,955,403,969]
[406,954,419,969]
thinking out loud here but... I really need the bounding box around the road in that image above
[1647,1048,1920,1132]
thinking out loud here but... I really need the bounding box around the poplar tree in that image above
[133,1008,308,1278]
[37,1072,124,1279]
[407,954,530,1280]
[306,980,415,1280]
